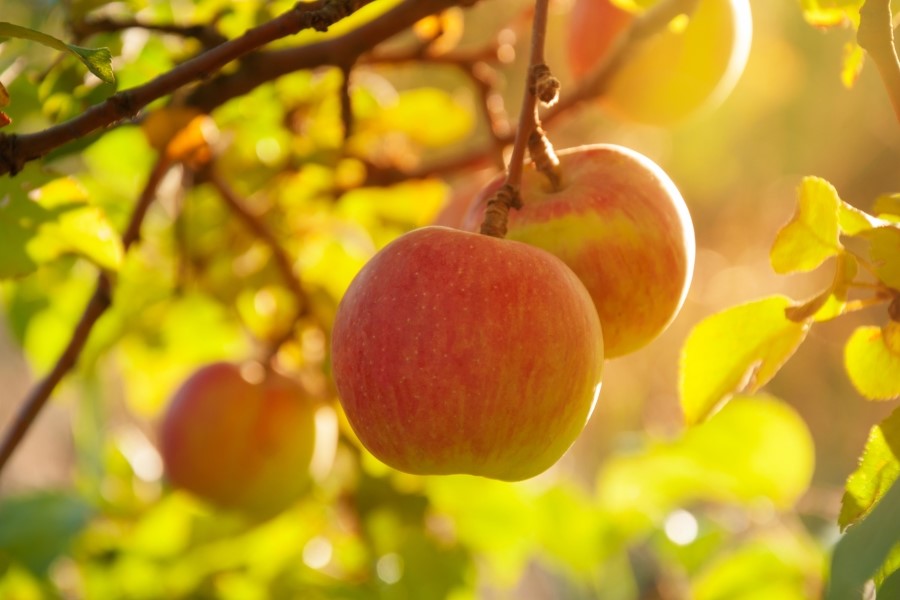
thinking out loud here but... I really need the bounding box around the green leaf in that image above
[0,22,115,83]
[0,491,94,576]
[879,563,900,598]
[828,478,900,600]
[679,296,810,425]
[0,190,58,278]
[599,396,816,515]
[844,323,900,400]
[0,176,123,278]
[692,531,824,600]
[840,407,900,530]
[771,177,843,274]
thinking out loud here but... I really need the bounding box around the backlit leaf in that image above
[866,226,900,289]
[0,22,115,83]
[874,193,900,219]
[828,479,900,599]
[599,396,815,515]
[844,323,900,400]
[839,201,893,235]
[680,296,810,425]
[840,407,900,530]
[800,0,863,27]
[771,177,843,274]
[692,531,824,600]
[786,253,859,322]
[841,42,865,88]
[380,88,474,148]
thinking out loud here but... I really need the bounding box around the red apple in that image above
[331,226,604,481]
[463,145,694,358]
[159,363,317,517]
[567,0,753,125]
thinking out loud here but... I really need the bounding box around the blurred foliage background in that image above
[1,0,899,598]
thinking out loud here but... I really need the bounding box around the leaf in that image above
[879,563,900,598]
[874,193,900,219]
[841,42,866,88]
[380,88,474,148]
[828,478,900,600]
[840,407,900,530]
[679,296,810,425]
[786,252,859,322]
[800,0,863,28]
[840,201,894,234]
[0,22,115,83]
[0,491,94,576]
[771,177,843,274]
[866,226,900,289]
[599,396,816,515]
[844,323,900,400]
[0,191,58,278]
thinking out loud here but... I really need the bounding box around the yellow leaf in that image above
[771,177,842,274]
[845,323,900,400]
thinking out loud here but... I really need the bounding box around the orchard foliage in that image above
[0,0,899,598]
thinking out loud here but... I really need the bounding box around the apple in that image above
[159,362,317,517]
[566,0,753,125]
[463,144,694,358]
[331,226,603,481]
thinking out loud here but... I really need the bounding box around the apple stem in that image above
[479,0,557,237]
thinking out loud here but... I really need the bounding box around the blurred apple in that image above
[331,226,603,481]
[567,0,752,125]
[464,145,694,358]
[159,363,317,517]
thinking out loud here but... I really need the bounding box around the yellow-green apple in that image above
[567,0,752,125]
[331,226,603,481]
[463,145,694,358]
[159,363,317,517]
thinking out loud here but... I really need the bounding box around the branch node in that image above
[528,128,561,190]
[530,63,560,107]
[479,183,520,238]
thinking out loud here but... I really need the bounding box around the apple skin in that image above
[567,0,752,125]
[331,226,603,481]
[463,145,694,358]
[159,363,317,517]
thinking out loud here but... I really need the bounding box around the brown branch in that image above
[206,169,313,357]
[479,0,551,237]
[0,154,172,477]
[362,0,696,188]
[207,170,308,311]
[0,0,378,176]
[858,0,900,123]
[71,16,229,48]
[184,0,483,113]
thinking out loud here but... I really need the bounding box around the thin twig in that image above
[479,0,551,237]
[71,16,228,48]
[858,0,900,123]
[0,0,377,176]
[0,0,485,176]
[206,169,312,357]
[0,154,173,477]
